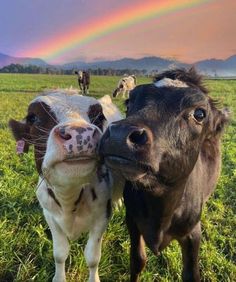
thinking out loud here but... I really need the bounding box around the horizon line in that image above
[1,51,235,66]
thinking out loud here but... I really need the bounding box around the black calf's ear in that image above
[8,119,30,153]
[212,108,230,135]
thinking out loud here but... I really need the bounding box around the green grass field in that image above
[0,74,235,282]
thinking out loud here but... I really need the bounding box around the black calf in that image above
[100,68,229,281]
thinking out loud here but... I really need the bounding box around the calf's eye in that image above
[27,114,40,125]
[193,108,206,122]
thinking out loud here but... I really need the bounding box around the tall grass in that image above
[0,74,235,281]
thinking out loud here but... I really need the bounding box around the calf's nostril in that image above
[61,133,72,140]
[56,127,72,141]
[128,128,148,146]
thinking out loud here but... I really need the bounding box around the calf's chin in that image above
[43,160,97,187]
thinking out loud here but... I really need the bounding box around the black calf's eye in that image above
[193,109,206,122]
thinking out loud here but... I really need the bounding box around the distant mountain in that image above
[0,53,48,68]
[1,52,236,76]
[63,56,188,72]
[195,55,236,76]
[64,55,236,76]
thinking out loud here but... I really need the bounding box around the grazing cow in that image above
[113,75,137,98]
[99,68,229,282]
[75,70,90,95]
[9,90,123,282]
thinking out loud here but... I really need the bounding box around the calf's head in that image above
[100,68,229,188]
[9,91,114,187]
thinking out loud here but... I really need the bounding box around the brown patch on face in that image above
[9,101,57,174]
[87,103,106,131]
[27,102,57,173]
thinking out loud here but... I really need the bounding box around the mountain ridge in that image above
[0,52,236,76]
[0,53,48,68]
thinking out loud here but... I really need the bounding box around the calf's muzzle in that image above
[100,122,151,159]
[54,124,100,156]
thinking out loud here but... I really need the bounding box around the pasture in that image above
[0,73,235,282]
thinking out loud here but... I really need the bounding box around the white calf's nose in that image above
[54,124,101,156]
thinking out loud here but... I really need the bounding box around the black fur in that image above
[100,68,229,282]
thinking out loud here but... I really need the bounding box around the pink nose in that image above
[54,125,100,156]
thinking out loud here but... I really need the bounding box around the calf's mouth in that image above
[104,154,155,181]
[63,154,98,165]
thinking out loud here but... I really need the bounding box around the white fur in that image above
[114,75,136,98]
[99,95,123,127]
[32,91,98,123]
[154,78,188,88]
[33,91,123,282]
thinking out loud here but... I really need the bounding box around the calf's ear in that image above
[211,108,230,135]
[8,119,30,153]
[98,95,123,123]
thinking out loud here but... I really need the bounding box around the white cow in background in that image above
[112,75,137,98]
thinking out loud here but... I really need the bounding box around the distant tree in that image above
[0,64,148,76]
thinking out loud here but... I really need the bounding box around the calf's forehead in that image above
[30,93,98,122]
[130,85,208,112]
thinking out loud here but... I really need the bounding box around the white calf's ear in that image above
[98,95,123,124]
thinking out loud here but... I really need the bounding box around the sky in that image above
[0,0,235,64]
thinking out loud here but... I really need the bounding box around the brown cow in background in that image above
[75,70,90,95]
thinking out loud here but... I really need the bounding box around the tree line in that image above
[0,64,154,76]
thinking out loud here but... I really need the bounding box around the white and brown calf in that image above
[9,90,123,282]
[113,75,137,98]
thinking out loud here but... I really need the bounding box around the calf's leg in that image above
[84,219,108,282]
[45,213,69,282]
[83,84,86,95]
[85,85,89,95]
[126,213,147,282]
[122,89,126,98]
[178,222,201,282]
[78,81,83,91]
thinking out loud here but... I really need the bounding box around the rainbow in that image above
[22,0,212,63]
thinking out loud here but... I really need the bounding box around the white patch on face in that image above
[154,78,188,88]
[31,91,98,123]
